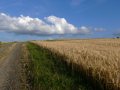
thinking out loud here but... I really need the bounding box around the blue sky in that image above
[0,0,120,41]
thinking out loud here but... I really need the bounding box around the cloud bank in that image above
[0,13,91,35]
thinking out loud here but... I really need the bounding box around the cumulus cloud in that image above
[0,13,91,35]
[79,26,91,34]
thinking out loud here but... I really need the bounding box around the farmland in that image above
[31,39,120,90]
[0,39,119,90]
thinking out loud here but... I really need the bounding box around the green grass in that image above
[27,43,93,90]
[0,42,2,47]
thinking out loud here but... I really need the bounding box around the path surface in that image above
[0,43,23,90]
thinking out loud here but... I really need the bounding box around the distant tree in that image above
[116,37,120,39]
[112,33,120,39]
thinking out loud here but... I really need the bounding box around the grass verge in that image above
[27,43,94,90]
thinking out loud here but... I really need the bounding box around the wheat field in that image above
[32,39,120,90]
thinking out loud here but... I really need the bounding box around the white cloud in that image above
[0,13,91,35]
[79,26,91,34]
[94,28,106,32]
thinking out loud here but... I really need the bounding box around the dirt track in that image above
[0,43,23,90]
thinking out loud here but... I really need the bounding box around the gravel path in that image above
[0,43,23,90]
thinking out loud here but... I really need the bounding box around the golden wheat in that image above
[32,39,120,90]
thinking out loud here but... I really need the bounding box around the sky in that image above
[0,0,120,41]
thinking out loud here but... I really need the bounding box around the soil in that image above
[0,43,25,90]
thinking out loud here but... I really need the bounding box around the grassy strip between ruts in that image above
[27,43,94,90]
